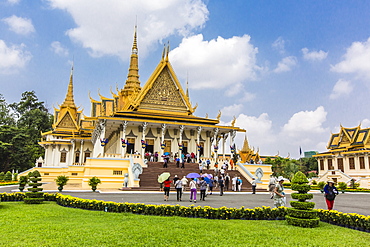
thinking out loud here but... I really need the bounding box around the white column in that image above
[79,140,84,164]
[70,140,75,165]
[230,130,236,157]
[196,126,202,160]
[121,121,128,157]
[179,125,184,161]
[141,122,148,159]
[212,128,219,159]
[161,124,166,160]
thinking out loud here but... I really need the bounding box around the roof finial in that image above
[165,41,170,61]
[162,44,166,60]
[186,71,189,98]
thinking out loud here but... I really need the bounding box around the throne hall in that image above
[21,28,272,189]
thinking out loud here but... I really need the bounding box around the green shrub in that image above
[311,180,317,185]
[317,181,325,191]
[291,193,313,201]
[286,215,320,228]
[291,184,311,193]
[13,173,18,181]
[287,171,319,228]
[338,182,347,191]
[55,175,69,191]
[0,172,4,181]
[4,171,12,182]
[290,201,315,210]
[24,170,44,204]
[88,177,101,192]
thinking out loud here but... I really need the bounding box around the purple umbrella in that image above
[186,173,201,179]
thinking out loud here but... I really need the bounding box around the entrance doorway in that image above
[182,141,188,154]
[199,142,204,157]
[127,138,135,154]
[145,139,154,153]
[164,140,171,154]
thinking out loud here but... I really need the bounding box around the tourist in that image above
[213,174,218,189]
[237,177,243,191]
[189,178,197,203]
[251,177,257,194]
[181,158,185,168]
[268,175,277,199]
[191,152,195,163]
[236,176,240,191]
[173,175,179,184]
[206,159,211,170]
[175,157,180,167]
[163,177,171,201]
[218,175,225,196]
[163,157,168,168]
[158,174,163,192]
[174,178,183,201]
[199,161,203,174]
[324,180,339,211]
[199,177,207,201]
[208,177,214,195]
[274,176,285,207]
[232,175,238,191]
[224,173,230,191]
[154,152,158,162]
[181,176,188,191]
[229,159,234,170]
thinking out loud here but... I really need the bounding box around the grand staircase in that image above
[131,161,265,192]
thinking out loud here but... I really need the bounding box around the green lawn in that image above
[0,202,369,247]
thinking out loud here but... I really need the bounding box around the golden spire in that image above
[61,65,77,109]
[241,135,251,152]
[123,25,140,92]
[186,73,189,98]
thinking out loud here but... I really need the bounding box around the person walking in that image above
[163,178,171,201]
[251,177,257,194]
[181,176,188,192]
[232,175,237,191]
[189,178,197,203]
[225,173,230,191]
[208,178,214,195]
[238,177,243,191]
[199,177,207,201]
[268,175,277,199]
[180,158,185,169]
[174,178,183,201]
[198,161,203,174]
[274,176,285,207]
[218,175,225,196]
[323,180,339,211]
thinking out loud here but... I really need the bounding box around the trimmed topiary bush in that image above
[287,171,319,228]
[24,170,44,204]
[0,172,4,181]
[4,171,12,182]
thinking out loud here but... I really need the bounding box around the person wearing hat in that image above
[273,176,286,207]
[323,180,339,210]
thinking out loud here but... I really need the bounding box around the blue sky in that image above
[2,0,370,158]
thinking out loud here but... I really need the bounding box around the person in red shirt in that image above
[163,178,171,201]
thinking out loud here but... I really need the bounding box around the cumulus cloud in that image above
[331,37,370,79]
[273,56,297,73]
[361,119,370,128]
[0,40,32,74]
[220,104,244,117]
[47,0,208,58]
[2,15,35,35]
[282,106,327,137]
[7,0,20,5]
[170,34,260,89]
[329,79,353,99]
[272,37,285,54]
[51,41,69,56]
[302,47,328,61]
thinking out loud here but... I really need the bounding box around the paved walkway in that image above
[1,185,369,216]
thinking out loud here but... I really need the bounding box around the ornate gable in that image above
[128,49,194,115]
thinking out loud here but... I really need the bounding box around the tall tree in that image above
[0,94,15,126]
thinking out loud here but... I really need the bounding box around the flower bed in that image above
[0,182,18,186]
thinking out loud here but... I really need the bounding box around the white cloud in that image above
[302,47,328,61]
[331,37,370,79]
[272,36,285,54]
[361,119,370,128]
[47,0,208,58]
[240,91,256,102]
[220,104,244,117]
[7,0,20,5]
[0,40,32,74]
[170,34,260,89]
[51,41,69,56]
[273,56,297,73]
[282,106,328,137]
[2,15,35,35]
[329,79,353,99]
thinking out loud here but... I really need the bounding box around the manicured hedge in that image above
[291,193,313,201]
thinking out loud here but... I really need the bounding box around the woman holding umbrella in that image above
[189,178,197,203]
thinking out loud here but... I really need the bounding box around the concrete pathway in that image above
[1,185,369,216]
